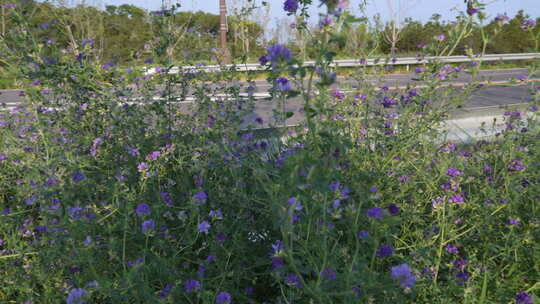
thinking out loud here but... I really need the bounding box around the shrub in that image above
[0,1,539,303]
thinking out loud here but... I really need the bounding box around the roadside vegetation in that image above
[0,0,539,303]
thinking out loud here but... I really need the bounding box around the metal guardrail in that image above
[144,53,540,75]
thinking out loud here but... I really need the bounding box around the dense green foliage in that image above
[0,0,539,63]
[0,1,539,303]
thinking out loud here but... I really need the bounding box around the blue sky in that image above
[97,0,540,24]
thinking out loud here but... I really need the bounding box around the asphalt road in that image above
[244,68,534,93]
[1,68,536,128]
[241,84,533,127]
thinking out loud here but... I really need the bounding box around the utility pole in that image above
[220,0,232,64]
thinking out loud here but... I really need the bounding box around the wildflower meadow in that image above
[0,0,539,303]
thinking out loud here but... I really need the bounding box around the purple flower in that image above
[266,44,292,70]
[198,221,211,234]
[456,271,470,285]
[146,151,161,161]
[357,231,370,239]
[184,280,201,293]
[66,288,88,304]
[277,77,291,92]
[440,144,457,152]
[435,34,446,41]
[507,218,520,226]
[381,96,397,108]
[388,204,400,216]
[160,191,174,207]
[398,175,410,183]
[194,191,208,204]
[285,273,303,288]
[135,203,151,217]
[447,168,463,178]
[68,206,84,219]
[320,16,333,28]
[195,176,204,187]
[158,284,174,299]
[332,91,345,100]
[508,160,525,172]
[81,39,94,47]
[454,258,469,270]
[141,220,155,234]
[352,285,362,296]
[467,7,478,15]
[114,173,125,182]
[283,0,299,13]
[321,267,337,280]
[216,292,232,304]
[271,240,285,257]
[127,146,140,156]
[209,209,223,220]
[330,181,341,191]
[377,245,394,258]
[495,13,509,23]
[216,233,227,244]
[0,154,7,162]
[197,265,207,278]
[391,264,417,288]
[445,244,459,254]
[367,207,383,221]
[72,171,86,183]
[272,257,285,269]
[90,137,102,157]
[127,257,143,267]
[259,56,269,66]
[521,19,536,31]
[287,197,302,211]
[137,162,148,172]
[516,291,533,304]
[449,194,465,204]
[25,194,38,206]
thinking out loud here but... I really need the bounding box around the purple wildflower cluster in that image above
[495,13,510,24]
[508,160,526,172]
[277,77,292,92]
[259,44,293,72]
[521,19,537,31]
[1,2,538,302]
[516,291,533,304]
[283,0,299,13]
[391,264,417,288]
[66,288,88,304]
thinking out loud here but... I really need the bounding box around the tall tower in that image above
[220,0,233,64]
